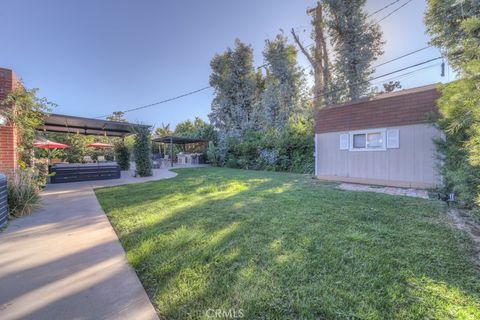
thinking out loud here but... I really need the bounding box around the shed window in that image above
[366,132,383,148]
[349,129,386,151]
[353,134,366,148]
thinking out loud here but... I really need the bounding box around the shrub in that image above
[434,80,480,208]
[258,149,279,170]
[115,142,131,171]
[206,141,221,166]
[7,169,41,217]
[34,159,49,187]
[134,126,153,176]
[214,118,314,173]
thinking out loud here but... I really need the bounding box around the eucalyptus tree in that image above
[209,39,261,137]
[324,0,383,102]
[258,34,307,129]
[293,1,383,105]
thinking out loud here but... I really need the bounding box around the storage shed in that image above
[314,84,442,189]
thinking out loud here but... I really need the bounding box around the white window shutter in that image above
[340,133,349,150]
[386,129,399,149]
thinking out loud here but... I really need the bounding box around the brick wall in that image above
[315,84,441,134]
[0,67,19,174]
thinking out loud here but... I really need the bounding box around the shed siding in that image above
[315,123,441,188]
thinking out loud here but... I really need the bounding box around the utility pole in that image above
[292,1,331,109]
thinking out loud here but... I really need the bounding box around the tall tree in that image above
[425,0,480,206]
[293,1,383,105]
[324,0,383,101]
[155,123,172,137]
[292,2,331,109]
[425,0,480,69]
[258,34,306,129]
[209,39,261,137]
[175,117,217,142]
[107,111,127,122]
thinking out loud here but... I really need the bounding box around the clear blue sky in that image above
[0,0,451,128]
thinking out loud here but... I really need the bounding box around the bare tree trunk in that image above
[291,1,331,110]
[316,4,331,105]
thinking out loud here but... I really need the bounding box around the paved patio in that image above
[0,166,195,320]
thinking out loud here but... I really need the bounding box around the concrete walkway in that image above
[0,167,183,320]
[338,182,430,199]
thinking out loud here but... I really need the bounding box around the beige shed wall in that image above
[315,123,442,189]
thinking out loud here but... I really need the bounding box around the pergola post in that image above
[170,137,173,167]
[152,136,208,166]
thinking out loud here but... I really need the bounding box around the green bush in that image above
[134,126,153,176]
[115,142,131,171]
[435,79,480,208]
[33,159,49,187]
[213,119,314,173]
[206,141,221,166]
[7,169,41,217]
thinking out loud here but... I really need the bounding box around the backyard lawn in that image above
[95,167,480,319]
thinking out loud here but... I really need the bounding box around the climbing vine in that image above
[1,87,54,165]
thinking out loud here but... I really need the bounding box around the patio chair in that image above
[97,156,106,163]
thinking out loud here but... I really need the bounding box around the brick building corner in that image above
[0,67,20,174]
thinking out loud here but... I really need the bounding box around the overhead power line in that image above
[368,0,403,17]
[377,0,414,23]
[303,44,435,71]
[374,45,433,68]
[310,57,443,102]
[370,57,442,80]
[95,86,212,119]
[371,62,442,85]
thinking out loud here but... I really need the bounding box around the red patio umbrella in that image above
[33,139,69,165]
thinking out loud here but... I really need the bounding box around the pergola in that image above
[35,113,152,183]
[39,113,150,137]
[152,136,208,167]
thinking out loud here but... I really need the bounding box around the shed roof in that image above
[39,113,150,137]
[315,84,441,134]
[152,136,208,144]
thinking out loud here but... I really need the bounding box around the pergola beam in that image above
[38,113,150,137]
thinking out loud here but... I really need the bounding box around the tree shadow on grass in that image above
[97,168,480,319]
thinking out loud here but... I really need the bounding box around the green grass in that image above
[95,168,480,319]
